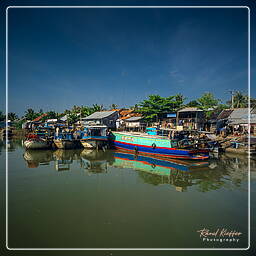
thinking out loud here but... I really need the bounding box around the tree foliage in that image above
[227,91,248,108]
[24,108,40,121]
[0,111,5,122]
[138,94,185,122]
[197,93,220,110]
[8,112,18,121]
[186,100,200,107]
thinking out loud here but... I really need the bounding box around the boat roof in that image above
[112,131,168,140]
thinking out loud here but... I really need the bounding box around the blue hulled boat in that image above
[110,131,209,160]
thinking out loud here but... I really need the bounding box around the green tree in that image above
[91,104,104,112]
[0,111,5,122]
[138,94,185,122]
[24,108,39,120]
[46,111,58,119]
[81,106,94,117]
[8,112,18,121]
[187,100,200,107]
[227,91,248,108]
[109,104,118,110]
[130,104,139,111]
[197,93,220,110]
[67,112,78,124]
[71,105,81,114]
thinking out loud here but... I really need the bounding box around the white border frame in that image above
[5,5,251,251]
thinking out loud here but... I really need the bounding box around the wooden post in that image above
[176,112,179,128]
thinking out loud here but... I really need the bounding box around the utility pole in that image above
[228,90,235,109]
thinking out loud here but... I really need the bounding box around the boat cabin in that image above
[82,125,108,139]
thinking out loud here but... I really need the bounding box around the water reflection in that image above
[80,149,114,173]
[2,138,254,192]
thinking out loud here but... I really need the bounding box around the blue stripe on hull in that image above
[113,141,190,156]
[114,152,190,171]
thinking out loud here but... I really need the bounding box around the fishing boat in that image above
[53,127,82,149]
[23,130,53,150]
[109,131,209,160]
[80,125,109,149]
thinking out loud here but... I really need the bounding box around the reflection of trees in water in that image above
[0,138,23,152]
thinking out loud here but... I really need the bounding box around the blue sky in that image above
[0,2,254,116]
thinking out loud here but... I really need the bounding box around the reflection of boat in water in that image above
[23,150,54,168]
[112,149,209,176]
[80,149,114,173]
[53,149,82,171]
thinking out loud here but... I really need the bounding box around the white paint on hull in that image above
[81,139,106,149]
[24,139,51,149]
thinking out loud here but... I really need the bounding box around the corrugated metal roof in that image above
[83,111,117,120]
[217,109,233,120]
[125,116,142,122]
[228,108,248,120]
[178,107,203,112]
[230,113,256,124]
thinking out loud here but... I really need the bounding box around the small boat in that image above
[109,131,209,160]
[80,125,109,149]
[23,131,52,149]
[54,133,77,149]
[53,128,82,149]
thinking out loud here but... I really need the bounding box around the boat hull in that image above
[24,139,52,150]
[54,139,77,149]
[110,132,209,160]
[80,137,108,149]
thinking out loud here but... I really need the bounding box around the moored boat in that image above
[23,128,54,150]
[53,132,80,149]
[80,125,109,149]
[23,133,52,150]
[110,131,209,160]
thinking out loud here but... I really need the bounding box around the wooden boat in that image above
[53,131,81,149]
[23,133,52,150]
[80,125,108,149]
[109,131,209,160]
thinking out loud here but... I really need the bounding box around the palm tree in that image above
[92,104,104,112]
[109,104,118,110]
[24,108,36,120]
[0,111,5,122]
[8,112,18,121]
[232,92,248,108]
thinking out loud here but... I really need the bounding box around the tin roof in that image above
[178,107,203,112]
[228,108,248,120]
[125,116,143,122]
[83,111,117,120]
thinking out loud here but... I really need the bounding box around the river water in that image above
[1,139,255,249]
